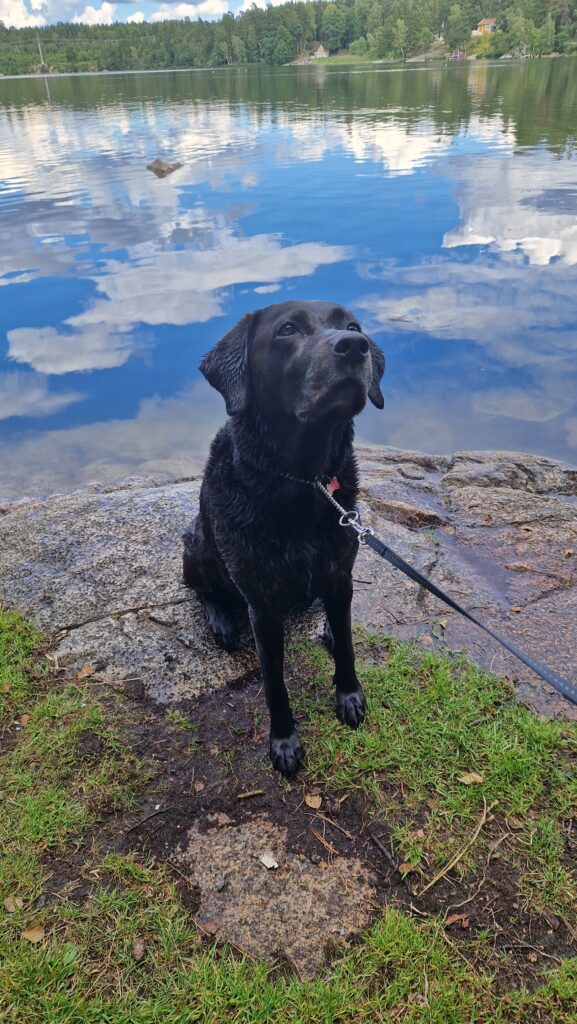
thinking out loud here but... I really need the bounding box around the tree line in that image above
[1,0,576,76]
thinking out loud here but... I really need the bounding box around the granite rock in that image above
[1,447,576,718]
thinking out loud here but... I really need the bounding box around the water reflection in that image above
[0,60,576,500]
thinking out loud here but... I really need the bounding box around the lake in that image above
[1,58,576,501]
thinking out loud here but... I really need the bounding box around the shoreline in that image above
[1,52,573,82]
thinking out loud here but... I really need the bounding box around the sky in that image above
[0,0,278,29]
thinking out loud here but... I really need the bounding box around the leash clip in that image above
[338,510,373,544]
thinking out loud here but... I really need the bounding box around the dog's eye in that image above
[347,322,362,333]
[277,322,297,337]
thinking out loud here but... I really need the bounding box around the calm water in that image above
[1,60,576,500]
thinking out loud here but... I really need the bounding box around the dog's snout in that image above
[331,331,369,364]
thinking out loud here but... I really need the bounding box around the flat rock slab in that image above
[176,815,376,977]
[1,447,576,717]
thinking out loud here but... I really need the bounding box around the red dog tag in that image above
[326,477,340,496]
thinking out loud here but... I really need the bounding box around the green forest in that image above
[1,0,576,75]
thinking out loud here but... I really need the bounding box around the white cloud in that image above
[150,0,227,21]
[0,372,84,421]
[0,0,45,27]
[72,2,116,25]
[126,8,143,20]
[0,378,223,500]
[358,259,577,368]
[7,326,140,376]
[63,232,349,338]
[444,154,577,266]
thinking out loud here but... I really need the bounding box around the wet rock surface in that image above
[1,447,576,717]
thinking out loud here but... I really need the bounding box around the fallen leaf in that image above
[542,909,560,931]
[457,772,484,785]
[419,634,433,645]
[22,924,45,944]
[431,620,447,639]
[512,606,523,614]
[76,664,96,681]
[527,951,539,963]
[565,549,574,558]
[4,896,24,913]
[19,714,30,726]
[446,913,470,928]
[258,851,279,870]
[398,862,418,874]
[305,794,322,810]
[202,921,220,936]
[507,817,524,830]
[193,781,205,793]
[132,937,146,961]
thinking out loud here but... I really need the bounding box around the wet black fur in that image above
[183,301,385,778]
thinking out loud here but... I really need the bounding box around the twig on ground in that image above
[446,830,511,913]
[314,814,355,840]
[237,789,264,800]
[501,942,562,965]
[366,825,398,871]
[125,806,176,835]
[311,826,339,857]
[419,798,492,897]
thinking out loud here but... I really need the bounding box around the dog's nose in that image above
[331,331,370,365]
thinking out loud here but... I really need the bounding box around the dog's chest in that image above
[227,517,355,611]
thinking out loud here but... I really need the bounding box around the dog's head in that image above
[200,300,385,423]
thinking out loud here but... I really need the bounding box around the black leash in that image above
[315,479,577,707]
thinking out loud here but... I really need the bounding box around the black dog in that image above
[183,301,385,778]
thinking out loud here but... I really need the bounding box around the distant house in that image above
[312,43,329,58]
[472,18,497,37]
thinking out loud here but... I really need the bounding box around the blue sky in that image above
[0,0,278,28]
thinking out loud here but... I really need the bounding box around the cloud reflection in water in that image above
[1,62,576,499]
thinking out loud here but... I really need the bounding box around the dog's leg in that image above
[324,576,366,729]
[323,619,335,654]
[199,594,240,652]
[248,607,304,779]
[183,520,242,652]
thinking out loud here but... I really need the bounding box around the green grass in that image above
[1,608,577,1022]
[0,606,143,908]
[291,633,577,923]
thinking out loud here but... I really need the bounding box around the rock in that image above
[146,159,183,178]
[444,451,577,495]
[0,446,576,719]
[176,816,376,977]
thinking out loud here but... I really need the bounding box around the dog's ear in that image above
[200,312,255,416]
[368,339,385,409]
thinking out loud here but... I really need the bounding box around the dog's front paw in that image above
[269,731,304,779]
[336,687,366,729]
